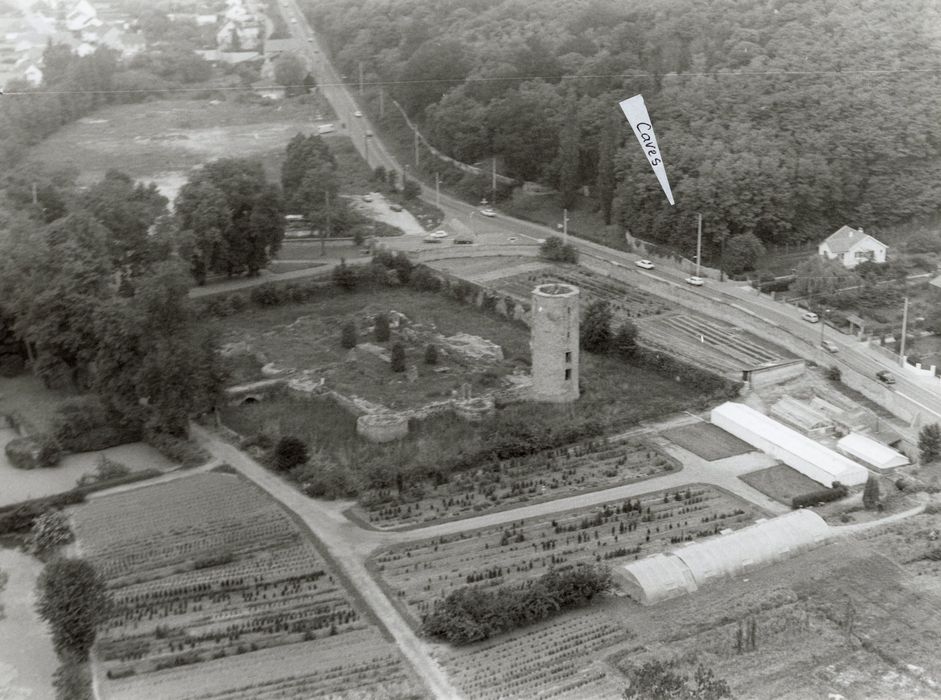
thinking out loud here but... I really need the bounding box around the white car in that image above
[430,230,448,239]
[802,311,819,323]
[290,18,297,22]
[353,110,362,117]
[362,195,373,202]
[685,276,704,286]
[480,208,496,217]
[635,259,655,270]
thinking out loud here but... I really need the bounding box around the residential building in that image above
[818,225,887,268]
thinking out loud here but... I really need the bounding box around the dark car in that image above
[876,370,896,384]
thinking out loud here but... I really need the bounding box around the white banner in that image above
[619,95,675,206]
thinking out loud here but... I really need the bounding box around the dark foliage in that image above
[36,558,111,660]
[792,482,848,509]
[275,436,309,471]
[374,313,391,341]
[422,565,611,644]
[390,342,406,372]
[539,236,579,264]
[919,423,941,463]
[580,300,612,353]
[341,321,358,349]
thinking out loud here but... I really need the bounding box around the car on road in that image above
[821,340,839,353]
[480,208,496,217]
[802,311,820,323]
[365,130,373,137]
[362,195,373,202]
[424,236,441,244]
[389,204,403,212]
[290,18,297,22]
[430,230,448,239]
[635,259,655,270]
[307,37,313,42]
[685,276,704,286]
[353,110,362,117]
[876,370,896,384]
[508,236,517,242]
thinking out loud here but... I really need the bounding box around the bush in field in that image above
[623,661,732,700]
[145,431,210,468]
[374,313,391,342]
[826,365,842,382]
[372,165,386,183]
[0,492,86,536]
[422,565,611,644]
[409,266,442,292]
[391,342,406,372]
[77,455,131,487]
[424,344,438,365]
[36,558,111,660]
[332,260,358,291]
[613,321,638,358]
[402,179,421,200]
[249,283,285,306]
[539,236,578,263]
[862,473,881,510]
[391,252,413,283]
[919,423,941,463]
[275,436,309,471]
[5,434,61,469]
[580,300,612,353]
[341,321,358,349]
[30,510,74,554]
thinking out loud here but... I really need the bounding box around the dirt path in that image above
[190,425,463,700]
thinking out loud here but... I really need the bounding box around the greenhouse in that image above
[710,402,869,486]
[837,433,909,472]
[621,511,832,605]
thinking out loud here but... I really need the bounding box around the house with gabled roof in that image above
[818,225,887,268]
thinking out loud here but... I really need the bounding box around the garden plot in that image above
[355,436,679,529]
[660,421,753,461]
[73,472,422,700]
[637,314,785,372]
[489,267,672,319]
[438,606,630,700]
[372,485,760,625]
[739,464,824,505]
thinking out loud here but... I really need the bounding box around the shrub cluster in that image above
[0,492,86,537]
[791,482,848,509]
[422,565,612,644]
[145,432,211,468]
[51,396,140,453]
[539,236,579,264]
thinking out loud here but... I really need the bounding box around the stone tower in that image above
[530,283,580,402]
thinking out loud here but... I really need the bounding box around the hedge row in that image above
[791,482,848,509]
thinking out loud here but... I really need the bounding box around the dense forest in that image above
[305,0,941,250]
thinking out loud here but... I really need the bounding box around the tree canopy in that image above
[36,557,111,660]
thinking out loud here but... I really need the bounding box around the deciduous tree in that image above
[580,300,612,353]
[919,423,941,463]
[36,557,111,660]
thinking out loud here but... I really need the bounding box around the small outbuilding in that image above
[837,433,908,472]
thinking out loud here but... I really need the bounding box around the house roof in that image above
[837,433,908,471]
[823,225,886,254]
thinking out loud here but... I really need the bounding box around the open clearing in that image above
[27,98,327,201]
[73,472,423,700]
[739,464,824,505]
[661,421,753,461]
[371,485,761,626]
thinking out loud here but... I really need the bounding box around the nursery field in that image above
[372,485,761,625]
[437,605,631,699]
[354,435,679,529]
[73,472,424,700]
[489,267,673,319]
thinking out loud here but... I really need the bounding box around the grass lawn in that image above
[660,422,753,461]
[739,464,823,504]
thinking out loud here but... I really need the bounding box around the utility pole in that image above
[31,181,37,205]
[435,172,440,209]
[322,190,330,256]
[414,128,419,167]
[364,132,369,166]
[563,208,569,245]
[695,213,703,278]
[899,296,909,366]
[491,159,497,203]
[821,308,830,345]
[358,61,364,95]
[379,88,384,118]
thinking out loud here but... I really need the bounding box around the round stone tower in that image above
[530,283,580,403]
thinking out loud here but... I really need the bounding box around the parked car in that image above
[802,311,820,323]
[821,340,839,353]
[362,195,373,203]
[685,276,704,286]
[480,208,496,217]
[389,204,403,212]
[635,259,655,270]
[430,230,448,239]
[876,370,896,384]
[353,110,362,117]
